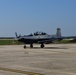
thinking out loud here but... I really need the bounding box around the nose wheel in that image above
[41,43,45,48]
[24,45,26,49]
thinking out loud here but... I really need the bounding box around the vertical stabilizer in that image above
[56,28,61,36]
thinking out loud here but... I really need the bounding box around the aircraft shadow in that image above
[26,47,68,49]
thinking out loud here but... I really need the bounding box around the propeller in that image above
[15,32,21,38]
[15,32,18,38]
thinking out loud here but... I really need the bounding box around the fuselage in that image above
[18,33,62,44]
[15,28,76,48]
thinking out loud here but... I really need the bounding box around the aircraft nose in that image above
[18,38,25,42]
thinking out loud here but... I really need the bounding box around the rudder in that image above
[56,28,61,36]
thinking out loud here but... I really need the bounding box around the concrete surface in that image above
[0,44,76,75]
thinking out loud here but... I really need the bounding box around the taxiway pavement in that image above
[0,44,76,75]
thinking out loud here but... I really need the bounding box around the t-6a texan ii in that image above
[15,28,76,48]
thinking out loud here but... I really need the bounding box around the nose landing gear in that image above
[24,44,33,49]
[24,45,26,49]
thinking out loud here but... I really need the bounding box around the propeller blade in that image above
[15,32,18,38]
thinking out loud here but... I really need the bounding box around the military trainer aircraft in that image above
[15,28,76,48]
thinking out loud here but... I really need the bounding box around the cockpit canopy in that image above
[29,31,48,36]
[33,31,47,35]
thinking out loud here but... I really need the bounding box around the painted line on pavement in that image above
[0,67,44,75]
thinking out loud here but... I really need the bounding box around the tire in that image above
[24,45,26,49]
[30,44,33,48]
[41,44,44,48]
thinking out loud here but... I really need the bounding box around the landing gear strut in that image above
[41,43,45,48]
[30,44,33,48]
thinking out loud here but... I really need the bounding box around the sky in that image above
[0,0,76,37]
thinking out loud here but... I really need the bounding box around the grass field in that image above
[60,39,76,43]
[0,39,76,45]
[0,39,23,45]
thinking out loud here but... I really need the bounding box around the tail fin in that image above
[56,28,61,36]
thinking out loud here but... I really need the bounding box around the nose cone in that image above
[18,38,25,42]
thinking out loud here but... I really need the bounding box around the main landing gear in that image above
[40,43,45,48]
[23,44,45,48]
[30,44,33,48]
